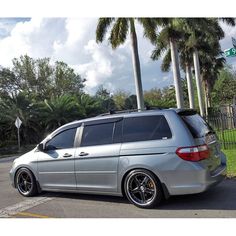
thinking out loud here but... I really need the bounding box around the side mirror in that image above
[45,144,57,151]
[37,143,45,152]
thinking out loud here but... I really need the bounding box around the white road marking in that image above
[0,196,53,218]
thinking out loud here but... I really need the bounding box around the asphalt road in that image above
[0,155,236,218]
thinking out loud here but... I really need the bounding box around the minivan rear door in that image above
[74,118,122,193]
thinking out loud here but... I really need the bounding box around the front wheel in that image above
[124,169,163,208]
[15,168,38,197]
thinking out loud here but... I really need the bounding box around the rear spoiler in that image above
[176,109,197,116]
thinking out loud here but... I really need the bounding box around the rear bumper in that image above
[166,153,227,196]
[168,164,226,195]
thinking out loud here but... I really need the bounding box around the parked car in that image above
[9,109,226,208]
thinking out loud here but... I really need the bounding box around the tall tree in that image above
[212,66,236,106]
[182,18,235,116]
[0,55,85,100]
[113,90,130,110]
[151,18,184,108]
[95,85,116,112]
[96,18,157,111]
[53,61,85,97]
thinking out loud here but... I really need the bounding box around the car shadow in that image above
[159,179,236,211]
[41,179,236,211]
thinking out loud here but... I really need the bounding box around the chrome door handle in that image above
[63,153,72,158]
[79,152,89,157]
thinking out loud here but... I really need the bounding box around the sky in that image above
[0,17,236,95]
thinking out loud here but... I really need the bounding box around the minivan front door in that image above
[37,128,78,190]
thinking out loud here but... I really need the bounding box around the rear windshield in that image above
[180,114,213,138]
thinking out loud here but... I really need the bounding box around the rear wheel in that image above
[15,168,38,197]
[124,169,163,208]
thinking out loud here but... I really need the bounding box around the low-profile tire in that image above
[124,169,163,209]
[15,168,38,197]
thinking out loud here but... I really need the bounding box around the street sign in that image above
[15,117,22,151]
[224,47,236,57]
[232,37,236,48]
[15,117,22,128]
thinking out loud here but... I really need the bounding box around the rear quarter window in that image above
[123,115,172,143]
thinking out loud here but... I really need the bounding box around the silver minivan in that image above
[9,109,226,208]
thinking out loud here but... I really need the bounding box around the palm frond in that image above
[219,18,236,26]
[109,18,129,49]
[137,18,158,44]
[96,18,115,43]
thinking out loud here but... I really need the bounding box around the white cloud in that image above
[0,17,180,94]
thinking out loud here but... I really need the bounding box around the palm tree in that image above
[0,93,42,144]
[78,93,102,117]
[199,48,226,115]
[151,18,184,108]
[96,18,157,111]
[182,18,235,116]
[37,95,84,132]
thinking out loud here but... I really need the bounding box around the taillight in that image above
[176,144,210,162]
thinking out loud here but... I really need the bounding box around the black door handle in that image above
[63,153,72,158]
[79,152,89,157]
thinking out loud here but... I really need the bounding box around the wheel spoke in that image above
[145,188,154,195]
[22,183,27,191]
[134,176,141,187]
[141,176,149,186]
[140,191,146,203]
[26,183,31,191]
[21,174,27,181]
[131,187,139,194]
[26,176,31,181]
[19,182,24,188]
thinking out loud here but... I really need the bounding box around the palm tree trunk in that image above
[169,38,184,108]
[193,48,204,117]
[203,78,209,117]
[203,78,212,117]
[206,80,211,108]
[129,19,145,111]
[185,63,194,109]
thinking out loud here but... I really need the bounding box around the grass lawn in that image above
[216,129,236,149]
[222,149,236,177]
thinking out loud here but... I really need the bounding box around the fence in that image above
[207,112,236,149]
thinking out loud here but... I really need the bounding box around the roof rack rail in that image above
[97,109,140,117]
[96,106,163,117]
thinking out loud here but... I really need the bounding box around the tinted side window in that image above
[123,115,172,143]
[81,122,114,147]
[46,128,77,149]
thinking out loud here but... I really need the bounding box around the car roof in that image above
[48,108,197,138]
[65,108,196,127]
